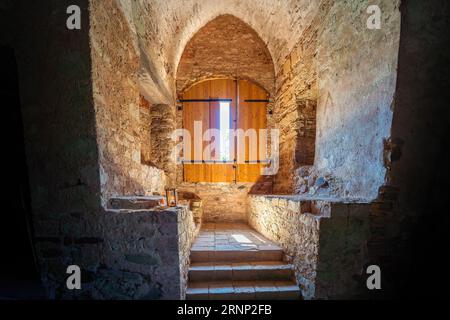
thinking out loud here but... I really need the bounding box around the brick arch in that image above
[179,77,269,98]
[176,15,275,98]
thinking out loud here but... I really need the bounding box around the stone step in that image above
[186,224,300,300]
[189,261,295,282]
[190,248,283,263]
[186,280,301,300]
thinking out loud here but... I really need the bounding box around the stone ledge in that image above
[249,194,371,219]
[248,193,373,299]
[104,206,180,215]
[248,194,369,204]
[107,196,163,210]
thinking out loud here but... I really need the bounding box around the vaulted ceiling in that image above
[115,0,322,104]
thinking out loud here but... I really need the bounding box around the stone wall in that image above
[176,14,275,96]
[9,0,193,300]
[248,195,371,299]
[98,206,197,300]
[116,0,402,203]
[35,204,198,300]
[117,0,321,105]
[372,0,450,298]
[248,196,322,299]
[314,202,371,299]
[272,0,324,193]
[364,185,402,296]
[139,96,177,186]
[88,0,188,299]
[90,0,166,205]
[178,205,200,299]
[8,0,440,300]
[121,0,402,205]
[139,95,152,165]
[34,200,197,300]
[9,0,102,299]
[149,104,177,186]
[313,0,401,200]
[273,0,401,200]
[178,183,253,223]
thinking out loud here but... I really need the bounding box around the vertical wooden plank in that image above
[182,80,210,182]
[182,79,237,183]
[182,84,194,182]
[201,81,211,182]
[209,100,220,182]
[237,80,268,182]
[237,80,248,181]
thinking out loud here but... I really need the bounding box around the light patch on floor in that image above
[191,223,281,252]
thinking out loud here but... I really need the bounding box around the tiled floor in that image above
[191,223,282,252]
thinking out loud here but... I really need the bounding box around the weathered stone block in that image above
[108,196,162,210]
[125,254,161,266]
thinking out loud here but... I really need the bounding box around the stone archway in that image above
[174,15,276,222]
[176,14,275,97]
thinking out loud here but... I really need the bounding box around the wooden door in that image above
[182,79,267,183]
[182,79,236,182]
[236,80,268,182]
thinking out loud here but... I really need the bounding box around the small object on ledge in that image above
[158,197,167,207]
[165,188,178,207]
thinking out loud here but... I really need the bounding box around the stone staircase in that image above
[186,223,301,300]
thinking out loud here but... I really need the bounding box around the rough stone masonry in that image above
[4,0,446,300]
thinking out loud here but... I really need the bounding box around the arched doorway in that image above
[174,14,276,222]
[181,79,269,183]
